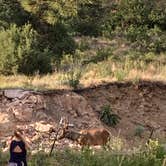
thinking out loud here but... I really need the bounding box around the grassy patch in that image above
[1,142,165,166]
[0,53,165,90]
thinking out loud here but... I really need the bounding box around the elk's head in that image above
[57,117,77,140]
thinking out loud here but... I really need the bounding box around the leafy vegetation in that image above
[134,125,145,138]
[0,24,52,75]
[0,1,165,165]
[100,105,121,127]
[59,52,84,89]
[0,0,165,76]
[1,140,165,166]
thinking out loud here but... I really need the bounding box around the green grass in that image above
[1,141,165,166]
[0,52,165,90]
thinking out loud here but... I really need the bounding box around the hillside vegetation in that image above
[0,1,166,165]
[0,0,165,89]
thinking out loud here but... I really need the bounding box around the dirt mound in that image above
[0,81,166,152]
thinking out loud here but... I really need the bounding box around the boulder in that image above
[4,89,29,99]
[0,112,15,136]
[13,107,33,122]
[34,122,54,132]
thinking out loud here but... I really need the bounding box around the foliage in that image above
[0,0,165,77]
[105,136,125,152]
[0,0,29,29]
[134,125,145,137]
[0,24,52,75]
[20,0,77,25]
[100,105,121,127]
[0,143,165,166]
[59,52,84,89]
[83,47,112,65]
[111,0,166,53]
[0,150,9,166]
[72,0,106,36]
[33,22,77,71]
[114,70,127,81]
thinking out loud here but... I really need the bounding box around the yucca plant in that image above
[100,105,121,127]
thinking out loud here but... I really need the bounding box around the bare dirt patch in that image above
[0,81,166,152]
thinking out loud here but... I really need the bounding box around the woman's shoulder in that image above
[11,139,25,144]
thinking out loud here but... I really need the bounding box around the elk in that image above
[57,117,110,146]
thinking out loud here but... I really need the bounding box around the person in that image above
[8,129,31,166]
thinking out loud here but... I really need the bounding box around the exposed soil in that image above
[0,81,166,152]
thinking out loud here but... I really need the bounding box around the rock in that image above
[32,134,41,142]
[0,112,15,136]
[26,95,38,104]
[60,93,94,117]
[4,89,29,99]
[13,107,33,122]
[35,122,54,132]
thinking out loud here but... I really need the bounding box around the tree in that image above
[0,0,29,29]
[20,0,82,25]
[0,24,52,75]
[71,0,107,36]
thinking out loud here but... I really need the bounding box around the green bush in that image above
[0,151,9,166]
[114,70,127,81]
[0,145,165,166]
[59,53,83,89]
[100,105,121,127]
[134,125,145,138]
[72,0,106,37]
[106,0,166,53]
[0,0,29,28]
[0,24,52,75]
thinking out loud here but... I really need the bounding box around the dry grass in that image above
[0,74,68,90]
[0,57,166,90]
[81,57,166,86]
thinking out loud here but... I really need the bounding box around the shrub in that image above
[114,70,127,81]
[82,47,112,65]
[59,53,83,89]
[72,0,106,37]
[134,125,145,138]
[0,150,9,166]
[0,146,165,166]
[105,136,125,153]
[100,105,121,127]
[0,0,29,28]
[106,0,166,53]
[0,24,52,75]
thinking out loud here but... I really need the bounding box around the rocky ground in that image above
[0,81,166,153]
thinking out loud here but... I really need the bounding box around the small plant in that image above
[60,53,83,89]
[105,136,125,152]
[68,71,81,89]
[134,125,145,138]
[78,39,90,51]
[100,105,121,127]
[114,70,127,81]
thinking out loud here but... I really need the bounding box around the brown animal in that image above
[57,118,110,146]
[78,128,110,146]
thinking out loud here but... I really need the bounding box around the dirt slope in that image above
[0,81,166,151]
[76,81,166,143]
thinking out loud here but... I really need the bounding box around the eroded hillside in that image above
[0,81,166,152]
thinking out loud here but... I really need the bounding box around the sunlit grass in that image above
[0,54,166,90]
[0,140,166,166]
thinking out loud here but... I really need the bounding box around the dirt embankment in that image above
[0,81,166,151]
